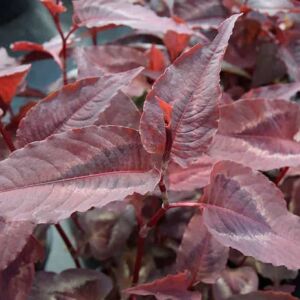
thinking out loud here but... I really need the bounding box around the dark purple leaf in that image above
[17,67,142,147]
[176,213,229,284]
[0,236,44,300]
[29,269,112,300]
[209,99,300,170]
[77,201,135,260]
[125,271,202,300]
[202,160,300,269]
[0,126,160,223]
[140,14,241,166]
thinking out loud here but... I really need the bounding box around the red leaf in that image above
[72,0,192,35]
[213,267,258,300]
[164,30,190,61]
[140,14,241,166]
[148,45,166,72]
[0,218,34,271]
[0,126,160,224]
[228,291,298,300]
[75,45,147,78]
[125,271,202,300]
[29,269,112,300]
[157,96,172,127]
[209,99,300,170]
[41,0,67,15]
[11,36,71,69]
[0,65,31,104]
[202,160,300,269]
[176,213,229,284]
[168,155,215,191]
[16,67,143,147]
[241,82,300,101]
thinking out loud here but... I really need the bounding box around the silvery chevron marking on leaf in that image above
[202,160,300,270]
[140,14,242,167]
[0,126,160,224]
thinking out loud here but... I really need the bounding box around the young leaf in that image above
[209,99,300,170]
[29,269,112,300]
[75,45,147,78]
[140,14,241,166]
[202,160,300,270]
[0,126,160,224]
[73,0,192,35]
[17,67,143,147]
[0,64,31,105]
[41,0,67,15]
[228,291,298,300]
[240,82,300,101]
[0,218,34,271]
[164,30,190,61]
[125,271,202,300]
[176,213,229,284]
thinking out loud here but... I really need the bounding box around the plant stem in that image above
[0,121,16,152]
[274,167,289,186]
[131,200,201,286]
[90,28,98,46]
[55,223,82,268]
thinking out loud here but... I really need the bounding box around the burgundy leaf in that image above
[168,155,215,191]
[240,82,300,101]
[0,218,34,271]
[213,267,258,300]
[202,160,300,269]
[72,0,192,35]
[0,236,44,300]
[16,67,142,147]
[0,64,31,104]
[75,45,147,78]
[0,126,160,223]
[125,271,202,300]
[228,291,298,300]
[140,14,241,165]
[29,269,112,300]
[176,213,229,284]
[209,99,300,170]
[77,202,135,260]
[173,0,228,29]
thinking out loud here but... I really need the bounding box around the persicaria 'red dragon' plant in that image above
[2,0,300,299]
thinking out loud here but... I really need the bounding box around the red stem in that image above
[55,223,82,268]
[90,28,98,46]
[274,167,289,186]
[132,231,145,285]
